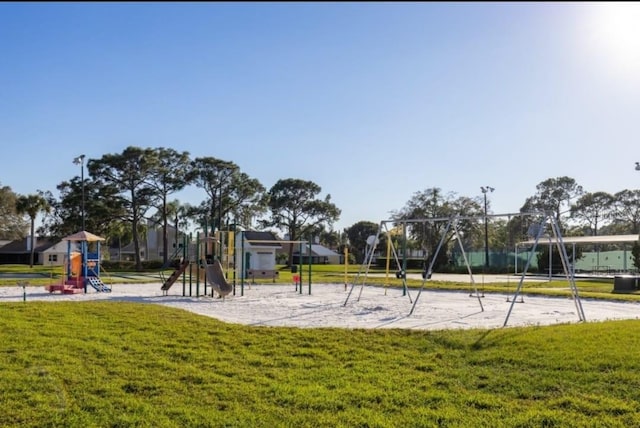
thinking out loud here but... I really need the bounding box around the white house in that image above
[0,236,79,266]
[41,240,81,267]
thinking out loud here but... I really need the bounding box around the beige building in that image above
[0,236,79,266]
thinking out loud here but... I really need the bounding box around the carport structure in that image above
[516,234,639,277]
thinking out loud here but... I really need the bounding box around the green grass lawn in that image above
[2,264,640,426]
[2,302,640,427]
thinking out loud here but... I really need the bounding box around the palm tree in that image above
[16,193,50,268]
[105,220,133,262]
[148,199,192,265]
[166,200,188,260]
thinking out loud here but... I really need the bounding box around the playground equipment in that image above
[45,231,111,294]
[344,212,586,327]
[203,259,233,298]
[161,227,237,298]
[160,232,199,296]
[344,246,349,291]
[235,230,281,283]
[160,259,190,294]
[237,230,313,296]
[158,225,318,298]
[46,252,79,293]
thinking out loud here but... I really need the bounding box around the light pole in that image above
[218,185,223,261]
[73,154,86,231]
[480,186,494,269]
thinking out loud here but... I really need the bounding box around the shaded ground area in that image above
[103,272,165,281]
[0,271,163,280]
[0,273,49,278]
[390,273,550,283]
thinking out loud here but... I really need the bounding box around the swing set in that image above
[344,211,586,327]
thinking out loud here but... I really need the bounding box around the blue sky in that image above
[2,2,640,232]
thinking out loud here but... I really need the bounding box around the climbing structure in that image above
[161,259,190,295]
[46,230,111,294]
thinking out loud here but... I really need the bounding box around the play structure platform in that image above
[46,276,111,294]
[45,230,111,294]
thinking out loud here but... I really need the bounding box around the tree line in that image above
[2,147,639,270]
[1,146,340,269]
[344,177,640,269]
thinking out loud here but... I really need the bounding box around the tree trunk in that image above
[133,221,142,271]
[162,215,169,266]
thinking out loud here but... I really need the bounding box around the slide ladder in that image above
[161,259,189,294]
[87,277,111,292]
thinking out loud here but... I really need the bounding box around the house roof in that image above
[0,238,57,254]
[242,231,282,247]
[293,244,340,257]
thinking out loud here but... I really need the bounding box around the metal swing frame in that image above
[343,212,586,328]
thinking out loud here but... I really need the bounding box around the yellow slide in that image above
[70,252,81,277]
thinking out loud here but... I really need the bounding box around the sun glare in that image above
[582,2,640,80]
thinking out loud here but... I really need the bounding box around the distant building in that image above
[108,220,186,263]
[289,243,342,265]
[0,236,79,266]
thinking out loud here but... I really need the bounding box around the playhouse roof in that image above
[62,231,106,242]
[242,231,282,247]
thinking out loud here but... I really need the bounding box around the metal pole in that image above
[385,234,391,294]
[82,240,87,293]
[202,224,208,297]
[241,230,245,296]
[402,221,407,296]
[73,154,86,231]
[484,193,489,268]
[308,235,312,295]
[218,186,223,261]
[183,234,188,296]
[549,240,552,281]
[231,223,237,296]
[344,247,348,291]
[196,233,200,298]
[480,186,494,269]
[81,161,85,231]
[299,241,303,295]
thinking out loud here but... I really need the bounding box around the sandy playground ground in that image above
[2,278,640,331]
